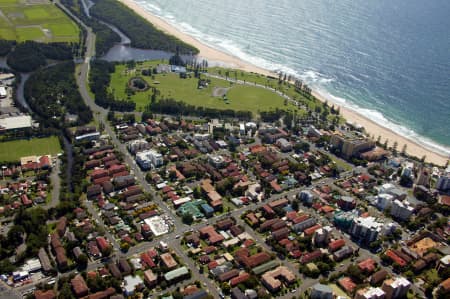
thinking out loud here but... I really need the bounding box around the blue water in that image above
[133,0,450,155]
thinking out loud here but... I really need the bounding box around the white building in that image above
[313,226,332,247]
[375,193,394,210]
[123,275,143,296]
[355,287,385,299]
[245,122,257,131]
[276,138,292,152]
[239,123,245,136]
[350,216,385,244]
[22,258,41,272]
[381,277,411,299]
[390,199,414,221]
[208,154,225,168]
[246,183,263,201]
[128,139,149,154]
[377,183,396,194]
[0,115,33,131]
[0,86,7,98]
[401,162,414,178]
[136,149,163,170]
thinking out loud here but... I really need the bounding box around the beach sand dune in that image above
[119,0,448,166]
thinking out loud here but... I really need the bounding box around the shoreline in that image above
[119,0,449,166]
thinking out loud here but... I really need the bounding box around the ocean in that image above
[133,0,450,155]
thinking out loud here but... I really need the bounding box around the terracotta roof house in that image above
[328,239,346,252]
[161,253,178,269]
[261,266,295,292]
[34,290,56,299]
[218,269,239,282]
[272,227,290,241]
[216,218,234,230]
[235,248,272,269]
[338,277,357,294]
[300,250,322,264]
[386,249,407,267]
[358,258,377,273]
[144,270,158,288]
[230,272,250,287]
[87,287,115,299]
[56,216,67,237]
[96,237,110,254]
[71,274,89,298]
[199,225,224,245]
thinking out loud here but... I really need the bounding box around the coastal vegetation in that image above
[89,20,121,56]
[24,61,93,127]
[89,60,136,111]
[0,0,79,42]
[61,0,121,56]
[0,136,61,163]
[5,41,74,72]
[90,0,198,54]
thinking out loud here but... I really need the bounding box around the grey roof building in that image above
[311,283,334,299]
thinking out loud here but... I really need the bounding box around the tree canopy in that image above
[90,0,198,54]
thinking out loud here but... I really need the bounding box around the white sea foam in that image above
[315,88,450,157]
[133,0,450,158]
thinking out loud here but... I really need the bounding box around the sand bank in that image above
[119,0,448,166]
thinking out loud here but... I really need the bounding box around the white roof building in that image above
[0,86,7,98]
[22,258,41,272]
[0,115,32,130]
[123,275,143,296]
[355,287,385,299]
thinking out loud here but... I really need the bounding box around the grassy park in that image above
[109,60,303,115]
[0,136,62,162]
[0,0,79,42]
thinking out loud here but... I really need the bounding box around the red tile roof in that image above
[34,290,56,299]
[386,249,407,266]
[304,224,321,236]
[230,272,250,287]
[358,258,377,273]
[328,239,346,252]
[338,277,356,294]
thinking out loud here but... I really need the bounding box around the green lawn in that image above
[209,66,340,118]
[0,2,79,42]
[16,26,45,41]
[24,7,50,20]
[0,0,19,4]
[110,61,301,115]
[0,136,62,162]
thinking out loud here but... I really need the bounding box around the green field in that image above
[0,136,62,162]
[0,0,79,42]
[110,61,302,115]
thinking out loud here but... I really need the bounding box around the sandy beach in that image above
[120,0,448,166]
